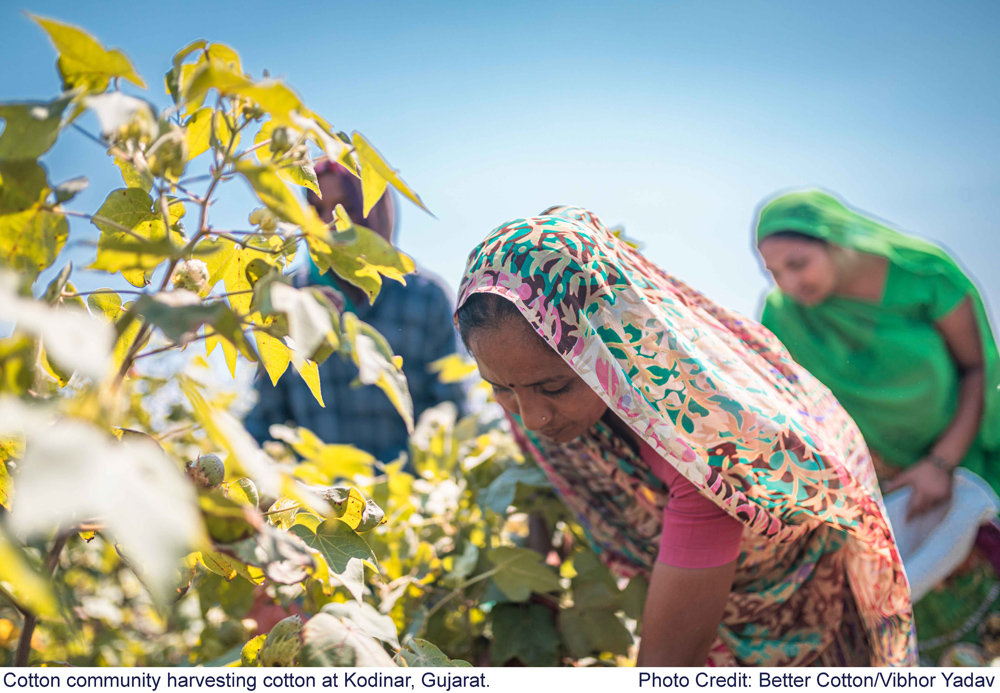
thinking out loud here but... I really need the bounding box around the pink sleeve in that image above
[639,442,744,570]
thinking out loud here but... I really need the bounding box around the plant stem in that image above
[67,289,145,298]
[61,210,148,243]
[424,564,505,621]
[234,139,271,160]
[133,331,216,361]
[14,532,69,667]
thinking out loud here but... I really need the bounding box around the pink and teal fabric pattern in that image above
[456,206,915,666]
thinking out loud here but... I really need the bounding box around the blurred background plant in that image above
[0,18,643,667]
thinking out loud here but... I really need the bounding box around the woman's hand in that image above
[882,458,954,520]
[636,559,736,667]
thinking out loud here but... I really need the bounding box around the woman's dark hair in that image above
[758,230,829,246]
[456,292,523,350]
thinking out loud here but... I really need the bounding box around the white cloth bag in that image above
[883,468,1000,603]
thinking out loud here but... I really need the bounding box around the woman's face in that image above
[469,321,608,444]
[758,236,839,306]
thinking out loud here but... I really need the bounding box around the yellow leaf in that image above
[333,487,367,530]
[253,121,319,195]
[114,300,143,374]
[110,152,151,191]
[206,332,238,379]
[293,358,324,407]
[199,236,276,315]
[0,162,69,282]
[352,132,429,215]
[183,61,305,127]
[88,292,142,374]
[30,15,146,92]
[205,43,241,73]
[212,110,240,151]
[234,162,329,239]
[311,225,415,302]
[254,330,291,386]
[0,435,18,511]
[429,354,478,383]
[292,512,322,532]
[184,108,213,161]
[198,549,265,584]
[290,440,375,483]
[39,344,71,387]
[0,531,58,619]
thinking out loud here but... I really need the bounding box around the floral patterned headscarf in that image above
[457,206,914,666]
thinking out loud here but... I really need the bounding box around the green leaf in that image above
[478,464,550,514]
[254,120,320,195]
[30,15,146,92]
[0,96,70,160]
[310,224,415,302]
[320,601,399,650]
[440,542,479,588]
[132,291,258,360]
[290,519,376,601]
[88,188,185,286]
[41,263,72,305]
[342,313,414,432]
[230,523,315,585]
[352,132,429,215]
[395,639,472,667]
[0,161,68,281]
[53,176,88,204]
[488,546,560,602]
[300,612,396,667]
[490,603,559,666]
[622,575,648,622]
[558,605,632,659]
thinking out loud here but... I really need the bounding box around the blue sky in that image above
[2,0,998,324]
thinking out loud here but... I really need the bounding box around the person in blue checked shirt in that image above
[243,161,466,462]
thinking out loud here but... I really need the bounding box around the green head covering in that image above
[757,190,968,279]
[755,190,1000,492]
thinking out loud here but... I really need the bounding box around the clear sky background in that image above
[2,0,998,326]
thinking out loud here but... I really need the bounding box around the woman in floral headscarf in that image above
[456,206,914,667]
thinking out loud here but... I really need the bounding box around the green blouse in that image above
[756,190,1000,494]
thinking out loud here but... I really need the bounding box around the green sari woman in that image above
[755,189,1000,661]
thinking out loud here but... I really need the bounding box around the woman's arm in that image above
[636,559,736,667]
[884,298,985,518]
